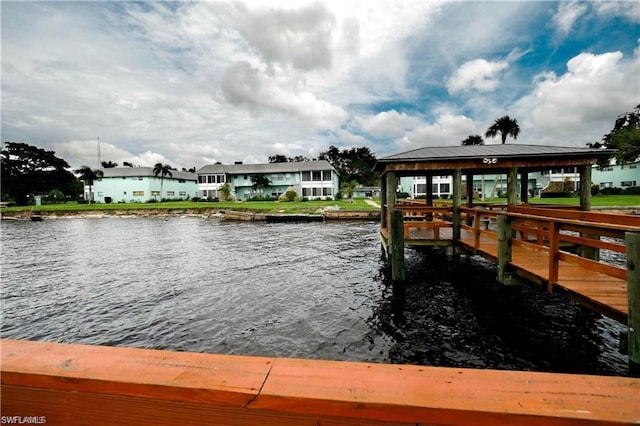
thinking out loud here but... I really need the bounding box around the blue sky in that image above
[2,1,639,170]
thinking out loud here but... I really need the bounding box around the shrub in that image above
[284,190,297,202]
[623,186,640,195]
[396,191,410,199]
[540,191,572,198]
[590,185,600,196]
[600,187,623,195]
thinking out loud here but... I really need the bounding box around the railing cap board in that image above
[2,339,639,425]
[1,338,272,406]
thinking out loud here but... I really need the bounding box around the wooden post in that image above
[391,209,406,306]
[385,171,397,231]
[547,221,560,292]
[497,215,512,285]
[380,172,388,229]
[452,169,462,242]
[627,232,640,376]
[579,165,592,211]
[507,167,518,206]
[466,172,474,226]
[520,170,529,203]
[426,175,433,207]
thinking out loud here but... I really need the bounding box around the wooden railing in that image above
[2,338,639,425]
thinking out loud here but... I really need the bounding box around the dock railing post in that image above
[497,214,512,285]
[391,209,406,307]
[627,232,639,376]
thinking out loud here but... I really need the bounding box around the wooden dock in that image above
[383,204,638,325]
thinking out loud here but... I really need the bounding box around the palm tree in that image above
[485,115,520,144]
[101,160,118,168]
[153,163,173,200]
[75,166,103,205]
[461,135,484,146]
[251,174,272,197]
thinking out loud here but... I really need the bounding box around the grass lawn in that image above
[1,198,379,214]
[2,195,638,214]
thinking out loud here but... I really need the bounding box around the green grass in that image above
[1,198,379,214]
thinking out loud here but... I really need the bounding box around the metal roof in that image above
[197,160,337,175]
[375,144,615,170]
[100,167,197,181]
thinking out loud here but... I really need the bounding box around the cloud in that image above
[514,47,640,144]
[594,1,640,23]
[552,1,588,36]
[447,59,509,94]
[355,110,419,138]
[397,113,478,150]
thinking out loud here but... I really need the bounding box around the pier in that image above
[375,144,640,372]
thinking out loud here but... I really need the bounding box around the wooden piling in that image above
[391,209,406,303]
[627,232,640,376]
[497,215,511,285]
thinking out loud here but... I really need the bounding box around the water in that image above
[0,217,628,376]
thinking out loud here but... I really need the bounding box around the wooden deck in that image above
[382,205,638,325]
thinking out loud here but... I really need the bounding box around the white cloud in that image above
[447,59,509,94]
[594,1,640,23]
[397,113,478,150]
[355,110,419,137]
[553,1,588,36]
[514,48,640,145]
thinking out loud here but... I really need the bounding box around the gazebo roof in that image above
[374,144,614,174]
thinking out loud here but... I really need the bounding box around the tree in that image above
[251,174,272,197]
[75,166,103,205]
[594,104,640,165]
[123,161,134,167]
[461,135,484,146]
[218,182,232,201]
[101,160,118,168]
[153,163,173,199]
[1,141,77,205]
[318,145,378,186]
[485,116,520,144]
[268,154,311,163]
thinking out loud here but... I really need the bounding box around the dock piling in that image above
[497,215,512,285]
[390,209,406,306]
[627,232,640,376]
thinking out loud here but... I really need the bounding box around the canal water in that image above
[0,217,628,376]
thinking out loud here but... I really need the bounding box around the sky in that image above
[2,1,639,171]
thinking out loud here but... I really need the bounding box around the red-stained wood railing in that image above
[2,339,639,425]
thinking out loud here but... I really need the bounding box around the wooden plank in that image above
[1,339,272,407]
[251,357,640,425]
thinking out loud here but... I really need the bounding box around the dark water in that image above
[0,217,628,376]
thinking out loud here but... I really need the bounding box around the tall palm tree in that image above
[485,115,520,144]
[153,163,173,200]
[75,166,103,205]
[461,135,484,146]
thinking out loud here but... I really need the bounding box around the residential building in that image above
[91,167,198,203]
[196,160,339,200]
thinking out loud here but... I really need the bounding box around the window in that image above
[322,187,332,196]
[322,171,332,181]
[133,191,144,196]
[179,191,186,196]
[312,171,322,181]
[97,192,103,196]
[415,183,426,194]
[600,182,613,188]
[178,179,185,183]
[439,183,450,193]
[302,171,311,181]
[312,187,321,196]
[432,184,438,193]
[198,176,205,183]
[621,181,637,187]
[302,187,311,196]
[167,191,175,196]
[216,175,225,183]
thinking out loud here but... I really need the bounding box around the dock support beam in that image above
[452,169,462,243]
[391,209,405,306]
[497,215,512,285]
[507,167,518,206]
[627,232,640,376]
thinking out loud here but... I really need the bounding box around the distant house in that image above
[352,185,381,199]
[92,167,198,203]
[196,160,339,200]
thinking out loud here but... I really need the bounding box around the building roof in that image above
[374,144,616,173]
[99,167,197,181]
[197,160,337,175]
